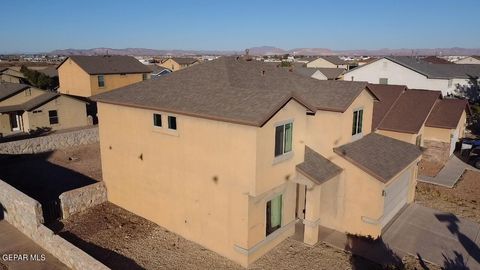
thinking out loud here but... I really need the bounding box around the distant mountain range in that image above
[48,46,480,56]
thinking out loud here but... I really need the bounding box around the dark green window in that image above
[168,116,177,130]
[266,195,282,236]
[153,113,162,127]
[142,73,148,81]
[48,110,59,125]
[274,122,293,157]
[352,109,363,136]
[98,75,105,87]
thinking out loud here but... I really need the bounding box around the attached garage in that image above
[381,168,412,227]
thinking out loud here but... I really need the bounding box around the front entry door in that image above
[9,113,20,131]
[296,184,307,219]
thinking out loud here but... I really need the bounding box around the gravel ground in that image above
[416,170,480,223]
[55,202,436,270]
[0,262,7,270]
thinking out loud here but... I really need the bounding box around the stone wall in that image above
[0,179,109,270]
[59,182,107,219]
[0,126,98,154]
[423,140,451,165]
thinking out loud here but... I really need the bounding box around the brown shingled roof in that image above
[425,99,470,129]
[377,89,441,134]
[57,55,151,75]
[296,146,343,184]
[0,83,30,101]
[334,133,422,183]
[93,57,374,127]
[368,84,407,130]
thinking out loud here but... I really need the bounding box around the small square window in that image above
[48,110,59,125]
[168,116,177,130]
[153,113,162,127]
[379,78,388,84]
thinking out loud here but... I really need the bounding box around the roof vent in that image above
[261,70,266,76]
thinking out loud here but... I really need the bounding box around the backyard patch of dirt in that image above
[418,159,444,177]
[0,262,7,270]
[416,170,480,223]
[55,202,437,270]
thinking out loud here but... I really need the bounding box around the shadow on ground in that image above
[58,231,145,270]
[0,152,97,222]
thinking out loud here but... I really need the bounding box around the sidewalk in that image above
[0,221,68,270]
[418,155,480,188]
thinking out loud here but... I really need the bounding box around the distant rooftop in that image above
[57,55,151,75]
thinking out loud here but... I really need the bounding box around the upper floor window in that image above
[49,110,59,125]
[352,109,363,136]
[275,122,293,157]
[153,113,162,127]
[379,78,388,84]
[98,75,105,87]
[142,73,148,81]
[168,116,177,130]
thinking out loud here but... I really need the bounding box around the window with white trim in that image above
[274,122,293,157]
[352,109,363,136]
[266,194,282,236]
[153,113,162,127]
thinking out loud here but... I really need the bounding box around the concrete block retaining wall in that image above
[60,182,107,219]
[0,179,109,270]
[0,126,99,154]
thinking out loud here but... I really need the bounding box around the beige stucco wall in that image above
[0,74,21,83]
[306,58,348,69]
[58,59,92,97]
[376,129,418,144]
[23,96,88,132]
[159,59,182,71]
[423,111,467,143]
[0,87,45,107]
[58,58,148,97]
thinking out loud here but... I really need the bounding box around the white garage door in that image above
[381,168,411,227]
[450,128,459,156]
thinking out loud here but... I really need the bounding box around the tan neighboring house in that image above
[0,83,88,137]
[306,56,352,70]
[455,56,480,65]
[92,57,422,267]
[369,84,469,165]
[0,67,27,84]
[57,55,152,97]
[159,57,199,71]
[293,67,344,80]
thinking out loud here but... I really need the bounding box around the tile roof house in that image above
[92,57,422,267]
[306,56,353,70]
[57,55,152,97]
[369,83,469,164]
[343,56,480,96]
[0,83,88,137]
[159,57,199,71]
[294,67,344,80]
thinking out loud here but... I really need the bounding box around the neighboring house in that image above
[421,56,452,64]
[57,55,152,97]
[294,67,344,80]
[306,56,353,70]
[0,67,27,84]
[149,65,172,79]
[0,83,88,137]
[455,56,480,65]
[369,83,469,164]
[343,56,480,96]
[159,57,198,71]
[92,57,422,267]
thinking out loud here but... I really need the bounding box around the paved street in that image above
[0,221,68,270]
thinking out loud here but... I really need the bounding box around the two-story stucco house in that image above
[369,83,469,165]
[92,57,422,267]
[159,57,199,71]
[343,56,480,96]
[0,83,88,137]
[57,55,152,97]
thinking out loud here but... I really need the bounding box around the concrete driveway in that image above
[419,155,480,188]
[383,204,480,269]
[0,221,68,270]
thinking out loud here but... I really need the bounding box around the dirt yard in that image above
[416,170,480,223]
[418,159,444,177]
[0,262,7,270]
[55,202,435,270]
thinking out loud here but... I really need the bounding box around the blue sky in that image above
[1,0,479,53]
